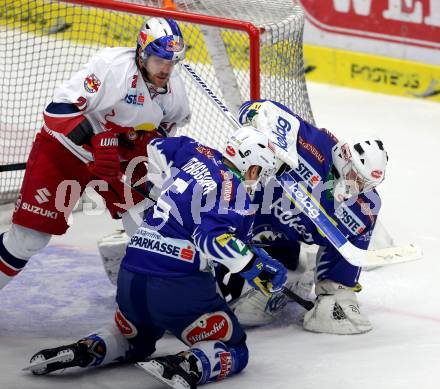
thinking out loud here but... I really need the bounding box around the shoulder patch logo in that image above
[84,73,101,94]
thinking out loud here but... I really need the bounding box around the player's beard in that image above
[148,71,170,89]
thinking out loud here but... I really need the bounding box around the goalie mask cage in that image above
[0,0,314,205]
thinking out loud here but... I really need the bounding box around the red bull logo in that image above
[166,38,182,52]
[138,31,148,48]
[139,32,155,49]
[84,73,101,94]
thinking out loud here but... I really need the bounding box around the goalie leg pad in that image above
[97,230,130,286]
[303,280,372,334]
[230,268,314,327]
[231,283,287,327]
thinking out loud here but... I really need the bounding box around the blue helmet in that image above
[137,17,185,63]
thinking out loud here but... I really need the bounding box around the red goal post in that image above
[0,0,314,204]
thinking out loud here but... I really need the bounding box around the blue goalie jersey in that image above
[240,100,381,286]
[121,136,256,277]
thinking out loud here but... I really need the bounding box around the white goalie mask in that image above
[332,138,388,201]
[224,125,278,190]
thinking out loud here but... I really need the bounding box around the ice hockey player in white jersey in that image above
[24,127,288,389]
[0,17,190,290]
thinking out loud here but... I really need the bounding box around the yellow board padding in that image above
[304,44,440,102]
[1,0,211,63]
[1,0,298,72]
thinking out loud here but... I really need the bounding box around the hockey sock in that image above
[84,324,132,366]
[0,225,51,289]
[189,340,249,384]
[0,233,28,289]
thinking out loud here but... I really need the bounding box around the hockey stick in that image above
[2,131,152,201]
[276,173,422,267]
[181,62,423,268]
[228,283,314,312]
[0,162,27,172]
[282,286,314,311]
[180,63,242,129]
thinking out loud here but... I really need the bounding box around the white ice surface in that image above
[1,83,440,389]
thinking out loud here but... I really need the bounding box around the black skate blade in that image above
[136,361,194,389]
[22,350,74,372]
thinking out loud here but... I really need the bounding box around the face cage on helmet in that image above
[340,161,379,197]
[247,164,277,192]
[260,165,277,184]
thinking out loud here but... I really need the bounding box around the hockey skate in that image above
[23,337,105,375]
[137,353,201,389]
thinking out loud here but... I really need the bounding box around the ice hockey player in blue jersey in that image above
[217,100,389,335]
[24,126,288,389]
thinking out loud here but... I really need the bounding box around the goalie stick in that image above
[282,286,314,311]
[180,62,422,268]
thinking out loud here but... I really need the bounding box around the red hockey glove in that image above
[118,129,163,161]
[87,132,121,183]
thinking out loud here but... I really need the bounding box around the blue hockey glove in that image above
[240,247,287,296]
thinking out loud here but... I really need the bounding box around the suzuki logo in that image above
[34,188,51,204]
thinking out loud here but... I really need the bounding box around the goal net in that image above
[0,0,314,205]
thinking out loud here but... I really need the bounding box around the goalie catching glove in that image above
[240,247,287,296]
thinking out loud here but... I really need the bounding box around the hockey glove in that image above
[240,247,287,296]
[87,132,121,183]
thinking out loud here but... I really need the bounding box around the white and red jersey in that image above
[42,47,191,162]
